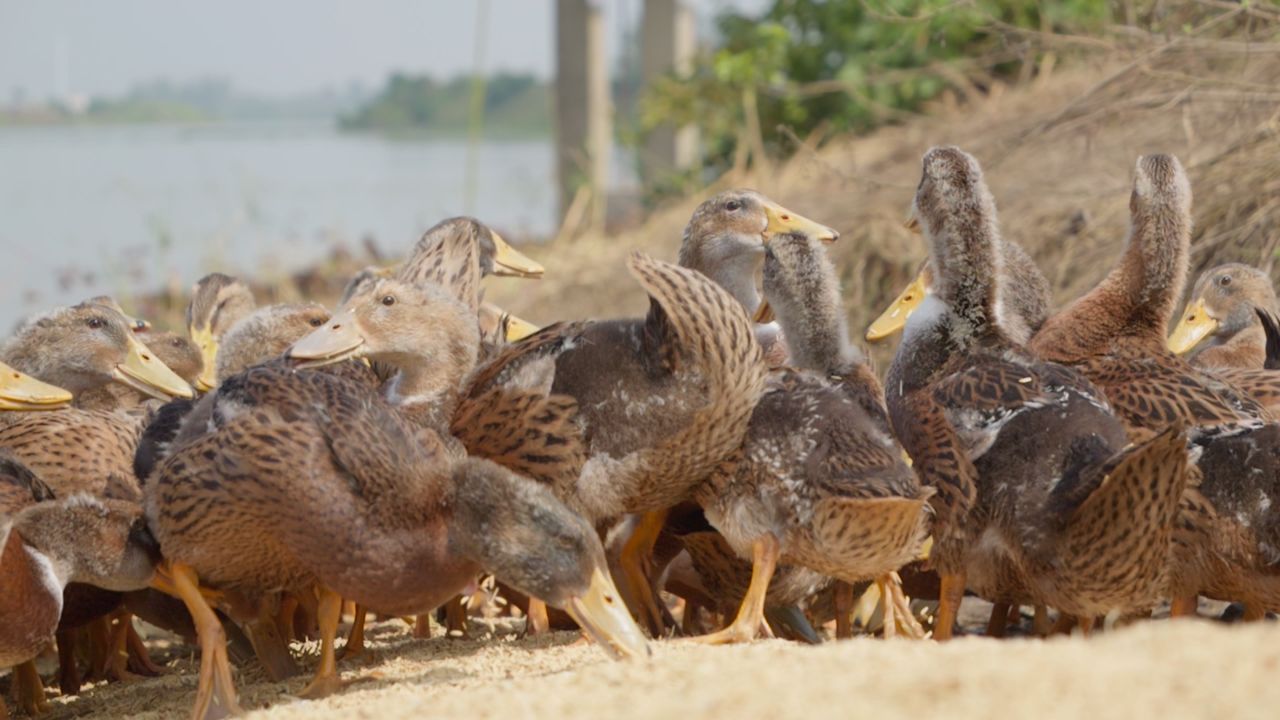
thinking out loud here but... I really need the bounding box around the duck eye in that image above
[86,317,105,329]
[309,317,325,327]
[381,295,396,307]
[725,199,742,212]
[1219,275,1232,287]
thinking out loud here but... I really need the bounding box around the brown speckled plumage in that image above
[465,252,766,523]
[887,147,1189,620]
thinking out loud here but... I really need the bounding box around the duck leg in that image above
[445,595,469,638]
[691,534,780,645]
[833,581,854,639]
[411,613,433,639]
[102,611,146,682]
[1032,605,1052,636]
[275,594,299,642]
[618,509,670,636]
[13,660,50,716]
[86,615,112,681]
[986,602,1010,638]
[1169,595,1199,618]
[338,605,367,661]
[156,562,242,719]
[526,597,550,635]
[55,628,82,696]
[933,571,965,641]
[1077,616,1095,637]
[298,589,346,699]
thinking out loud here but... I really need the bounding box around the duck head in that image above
[447,458,650,660]
[680,189,838,322]
[289,277,479,407]
[1169,264,1276,354]
[186,273,257,392]
[10,494,159,592]
[214,302,331,382]
[2,303,193,401]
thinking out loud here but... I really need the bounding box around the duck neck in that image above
[382,349,474,430]
[930,212,1007,350]
[1093,207,1189,343]
[679,242,764,315]
[764,246,864,376]
[0,342,100,399]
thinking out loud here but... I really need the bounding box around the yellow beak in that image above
[1167,298,1218,355]
[189,325,219,392]
[562,567,651,660]
[0,362,73,411]
[866,271,929,341]
[490,231,545,278]
[112,336,195,400]
[288,311,367,368]
[762,202,839,243]
[502,312,541,342]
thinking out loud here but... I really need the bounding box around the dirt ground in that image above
[11,608,1276,720]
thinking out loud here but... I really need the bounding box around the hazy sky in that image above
[0,0,768,100]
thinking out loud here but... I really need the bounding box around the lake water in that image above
[0,123,618,329]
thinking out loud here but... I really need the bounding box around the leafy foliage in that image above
[639,0,1113,188]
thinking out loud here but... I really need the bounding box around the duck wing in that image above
[1067,353,1267,436]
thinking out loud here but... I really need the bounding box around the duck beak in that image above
[189,326,219,392]
[866,271,929,341]
[113,336,195,400]
[490,231,545,278]
[563,567,651,661]
[288,311,367,368]
[0,363,73,411]
[502,312,541,342]
[1168,298,1218,354]
[752,300,775,324]
[762,202,838,243]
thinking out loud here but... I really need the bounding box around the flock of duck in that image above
[1,145,1278,719]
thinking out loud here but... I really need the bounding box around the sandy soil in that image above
[15,613,1277,720]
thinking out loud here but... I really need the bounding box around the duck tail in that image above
[808,495,933,579]
[1055,425,1188,608]
[623,252,767,507]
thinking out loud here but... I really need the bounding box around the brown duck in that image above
[0,452,158,719]
[693,227,933,643]
[887,147,1188,640]
[147,266,646,719]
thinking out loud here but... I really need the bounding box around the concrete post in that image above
[641,0,698,182]
[555,0,610,232]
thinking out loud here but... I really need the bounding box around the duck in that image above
[865,235,1050,344]
[146,261,646,719]
[1168,264,1280,371]
[0,303,193,498]
[1028,155,1266,431]
[213,303,331,382]
[1028,155,1280,621]
[1,451,159,719]
[690,226,933,643]
[185,273,258,392]
[887,147,1189,640]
